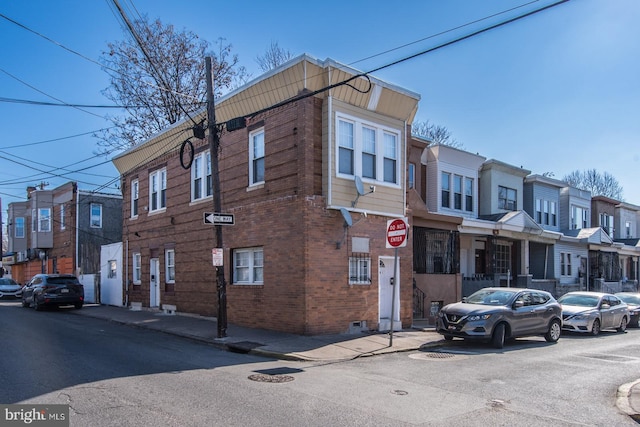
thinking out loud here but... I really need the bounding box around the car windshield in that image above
[0,278,18,286]
[465,289,515,306]
[558,294,599,307]
[617,294,640,305]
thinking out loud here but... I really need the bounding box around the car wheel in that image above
[545,319,562,343]
[590,318,601,336]
[21,298,29,308]
[491,323,506,349]
[618,316,628,333]
[443,335,453,341]
[33,296,42,311]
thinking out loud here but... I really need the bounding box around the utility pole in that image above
[206,56,227,338]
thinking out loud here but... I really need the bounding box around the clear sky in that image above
[1,0,639,220]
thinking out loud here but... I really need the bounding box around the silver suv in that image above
[436,287,562,348]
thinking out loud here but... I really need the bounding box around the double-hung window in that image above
[336,113,400,185]
[149,168,167,212]
[453,175,462,210]
[535,199,542,223]
[498,186,517,211]
[90,203,102,228]
[131,179,139,218]
[165,249,175,283]
[133,253,141,284]
[441,172,450,208]
[464,177,473,212]
[192,151,212,201]
[349,255,371,284]
[60,204,66,230]
[15,217,25,238]
[233,247,264,285]
[560,253,572,276]
[249,129,265,185]
[38,208,51,232]
[383,132,397,183]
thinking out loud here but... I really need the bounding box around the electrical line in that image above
[0,128,114,150]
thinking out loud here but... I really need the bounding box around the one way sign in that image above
[203,212,235,225]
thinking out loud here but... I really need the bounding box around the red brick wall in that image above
[120,94,414,335]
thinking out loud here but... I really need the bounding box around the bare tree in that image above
[411,120,462,148]
[97,17,249,153]
[563,169,624,200]
[255,41,294,72]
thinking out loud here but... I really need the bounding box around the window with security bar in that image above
[413,228,459,274]
[349,253,371,284]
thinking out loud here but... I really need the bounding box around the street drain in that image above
[409,351,464,361]
[248,374,295,383]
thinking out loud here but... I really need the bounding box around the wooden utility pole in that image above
[206,56,227,338]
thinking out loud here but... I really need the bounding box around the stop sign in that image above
[386,218,408,248]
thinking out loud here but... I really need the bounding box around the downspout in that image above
[125,239,129,307]
[75,190,79,276]
[327,66,333,207]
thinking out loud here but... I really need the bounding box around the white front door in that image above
[150,258,160,308]
[378,256,401,332]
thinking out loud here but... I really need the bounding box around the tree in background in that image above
[256,41,294,72]
[97,17,249,153]
[563,169,624,200]
[411,120,462,148]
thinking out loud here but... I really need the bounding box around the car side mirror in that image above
[514,300,524,309]
[601,303,610,310]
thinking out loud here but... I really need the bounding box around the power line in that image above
[0,128,114,150]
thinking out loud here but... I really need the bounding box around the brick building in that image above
[113,55,419,334]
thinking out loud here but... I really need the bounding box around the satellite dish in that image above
[355,176,365,196]
[340,207,353,228]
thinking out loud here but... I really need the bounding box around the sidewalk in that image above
[73,304,443,362]
[74,304,640,421]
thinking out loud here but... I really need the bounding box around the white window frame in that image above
[498,186,517,211]
[60,204,65,230]
[441,172,451,208]
[191,151,212,201]
[464,177,473,212]
[133,252,142,284]
[149,168,167,212]
[90,203,102,228]
[15,217,25,238]
[131,179,139,218]
[626,221,632,238]
[349,256,371,285]
[249,128,265,186]
[38,208,51,232]
[233,247,264,285]
[335,112,401,187]
[165,249,175,284]
[560,252,572,276]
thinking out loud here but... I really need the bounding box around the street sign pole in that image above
[386,218,408,348]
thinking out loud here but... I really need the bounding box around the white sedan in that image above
[558,291,629,335]
[0,278,23,299]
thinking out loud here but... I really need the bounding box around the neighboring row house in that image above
[409,142,640,324]
[5,183,122,301]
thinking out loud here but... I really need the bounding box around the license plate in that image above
[61,289,69,293]
[448,325,456,330]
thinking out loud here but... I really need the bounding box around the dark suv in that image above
[21,274,84,310]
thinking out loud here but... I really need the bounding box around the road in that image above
[1,301,638,426]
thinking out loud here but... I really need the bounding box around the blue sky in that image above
[1,0,639,220]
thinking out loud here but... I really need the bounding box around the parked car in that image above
[21,274,84,310]
[435,287,563,349]
[0,277,22,299]
[615,292,640,327]
[557,291,629,335]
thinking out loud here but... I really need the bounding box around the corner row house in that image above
[112,54,420,335]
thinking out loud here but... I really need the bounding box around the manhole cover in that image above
[409,351,463,361]
[248,374,295,383]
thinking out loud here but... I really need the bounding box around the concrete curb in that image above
[616,379,640,418]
